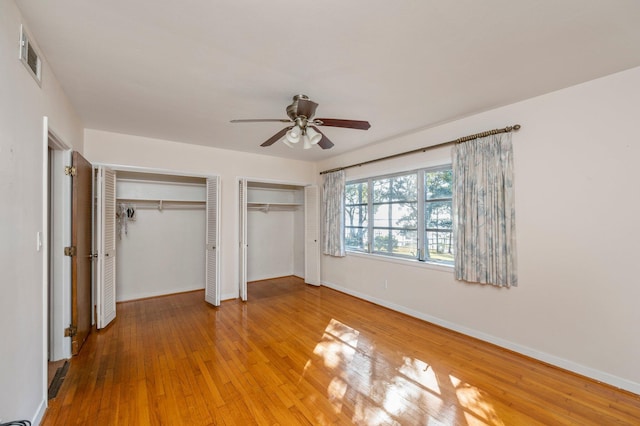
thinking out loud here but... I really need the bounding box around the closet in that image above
[247,182,304,280]
[239,180,319,300]
[93,169,220,328]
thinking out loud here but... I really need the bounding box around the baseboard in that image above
[116,285,205,302]
[220,292,237,301]
[33,397,46,426]
[321,280,640,395]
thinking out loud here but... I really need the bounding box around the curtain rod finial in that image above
[512,124,521,131]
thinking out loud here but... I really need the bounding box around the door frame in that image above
[236,176,314,300]
[44,117,73,363]
[91,163,219,306]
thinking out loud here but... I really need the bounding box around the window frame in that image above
[344,165,453,267]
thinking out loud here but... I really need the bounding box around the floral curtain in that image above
[322,170,346,257]
[452,133,517,287]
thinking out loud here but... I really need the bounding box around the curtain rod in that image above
[319,124,521,175]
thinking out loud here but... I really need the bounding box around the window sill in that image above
[344,251,454,273]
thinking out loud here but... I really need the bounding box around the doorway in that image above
[93,166,220,311]
[238,179,320,300]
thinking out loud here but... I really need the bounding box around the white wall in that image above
[84,130,317,300]
[0,1,83,423]
[246,186,305,281]
[116,207,206,301]
[317,66,640,394]
[247,209,296,281]
[115,177,206,301]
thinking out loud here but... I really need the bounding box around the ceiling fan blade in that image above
[260,127,291,147]
[296,99,319,119]
[231,119,292,123]
[315,118,371,130]
[311,126,334,150]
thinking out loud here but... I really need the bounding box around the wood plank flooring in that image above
[42,276,640,425]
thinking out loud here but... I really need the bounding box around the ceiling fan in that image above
[230,94,371,150]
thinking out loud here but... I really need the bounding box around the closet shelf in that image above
[117,198,205,211]
[117,198,204,203]
[247,202,301,212]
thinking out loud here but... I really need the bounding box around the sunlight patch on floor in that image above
[312,318,359,369]
[450,374,504,426]
[399,356,440,395]
[308,318,464,424]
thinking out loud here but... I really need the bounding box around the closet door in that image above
[239,178,248,301]
[205,177,220,306]
[96,166,117,329]
[304,185,321,286]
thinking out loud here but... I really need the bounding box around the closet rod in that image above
[319,124,521,175]
[117,199,205,211]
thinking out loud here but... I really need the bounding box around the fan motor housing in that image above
[286,94,311,120]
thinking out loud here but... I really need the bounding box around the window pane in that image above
[345,227,368,251]
[424,168,453,264]
[426,231,453,263]
[374,174,417,202]
[426,169,452,200]
[345,181,368,205]
[373,202,417,228]
[373,229,418,257]
[425,201,452,229]
[345,205,367,228]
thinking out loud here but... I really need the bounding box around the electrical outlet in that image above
[384,279,388,289]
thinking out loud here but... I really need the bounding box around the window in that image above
[372,173,418,257]
[344,166,453,265]
[424,168,453,263]
[345,180,368,252]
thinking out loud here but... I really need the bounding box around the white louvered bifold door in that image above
[304,185,321,286]
[239,178,248,301]
[97,167,117,329]
[205,176,220,306]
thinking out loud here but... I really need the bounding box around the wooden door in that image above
[304,185,321,285]
[70,151,92,355]
[205,177,220,306]
[96,166,117,329]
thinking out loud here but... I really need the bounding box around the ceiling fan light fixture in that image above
[306,127,322,145]
[302,134,312,150]
[280,135,296,148]
[286,125,302,143]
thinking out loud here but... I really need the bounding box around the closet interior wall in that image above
[115,172,207,301]
[247,182,305,282]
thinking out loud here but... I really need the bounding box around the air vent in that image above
[19,25,42,85]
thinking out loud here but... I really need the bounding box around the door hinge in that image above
[64,166,77,176]
[64,246,77,257]
[64,325,77,337]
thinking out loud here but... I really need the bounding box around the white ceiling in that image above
[16,1,640,161]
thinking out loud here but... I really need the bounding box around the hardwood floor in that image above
[42,276,640,425]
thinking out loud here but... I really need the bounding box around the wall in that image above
[115,178,206,301]
[246,186,304,281]
[84,130,317,300]
[0,1,83,423]
[316,66,640,393]
[247,209,296,281]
